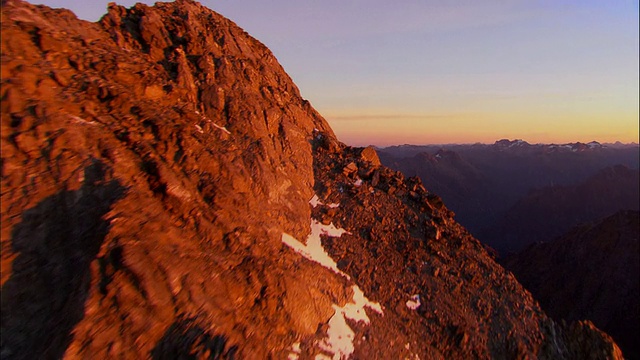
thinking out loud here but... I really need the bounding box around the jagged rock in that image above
[371,170,381,187]
[360,146,381,166]
[0,1,624,359]
[313,130,342,153]
[343,161,358,176]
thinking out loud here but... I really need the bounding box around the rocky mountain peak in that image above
[494,138,530,148]
[1,1,625,358]
[2,0,339,242]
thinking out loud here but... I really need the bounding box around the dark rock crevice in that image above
[150,316,237,360]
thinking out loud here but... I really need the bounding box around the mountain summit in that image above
[0,0,624,358]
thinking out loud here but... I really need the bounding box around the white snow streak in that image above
[212,122,231,134]
[282,220,349,278]
[282,195,384,360]
[346,286,383,320]
[318,286,383,360]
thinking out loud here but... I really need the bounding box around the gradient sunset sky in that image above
[36,0,640,146]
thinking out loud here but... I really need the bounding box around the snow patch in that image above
[310,194,339,208]
[406,294,421,310]
[282,220,350,278]
[316,221,349,238]
[353,178,363,187]
[344,286,384,320]
[283,197,384,359]
[318,305,355,359]
[288,342,301,360]
[318,285,383,360]
[310,194,323,208]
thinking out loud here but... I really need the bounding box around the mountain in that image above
[379,141,639,254]
[485,165,639,253]
[377,149,488,231]
[1,0,623,358]
[504,211,640,359]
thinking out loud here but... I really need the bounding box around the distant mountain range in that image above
[379,139,639,254]
[504,210,640,359]
[482,164,639,253]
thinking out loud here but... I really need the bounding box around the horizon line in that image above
[351,139,640,148]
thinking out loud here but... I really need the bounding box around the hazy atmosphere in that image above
[35,0,639,145]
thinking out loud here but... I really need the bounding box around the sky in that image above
[34,0,639,146]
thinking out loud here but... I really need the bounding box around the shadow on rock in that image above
[1,160,126,360]
[150,317,237,360]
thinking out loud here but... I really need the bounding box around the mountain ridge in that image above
[379,141,639,254]
[485,165,639,253]
[504,210,640,359]
[0,1,625,358]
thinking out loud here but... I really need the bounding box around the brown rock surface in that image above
[360,146,381,166]
[0,0,624,359]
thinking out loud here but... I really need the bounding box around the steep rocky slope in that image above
[0,0,623,358]
[504,211,640,359]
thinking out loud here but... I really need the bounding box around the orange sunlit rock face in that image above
[0,0,626,359]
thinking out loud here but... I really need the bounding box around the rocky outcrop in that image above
[1,0,623,358]
[505,211,640,359]
[2,1,333,358]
